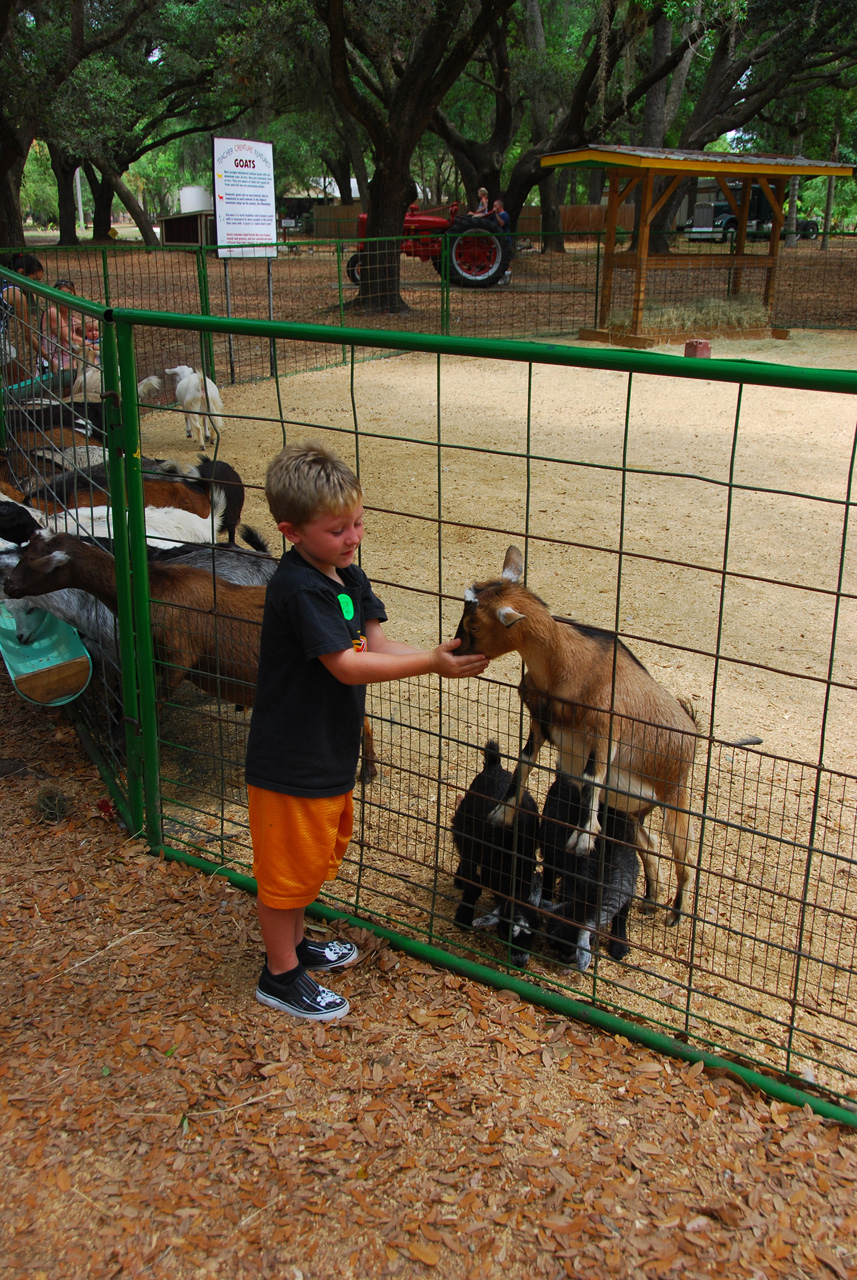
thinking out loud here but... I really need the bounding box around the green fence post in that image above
[594,231,602,329]
[196,247,216,383]
[115,318,164,852]
[99,322,144,835]
[335,240,349,365]
[101,248,111,307]
[441,236,450,337]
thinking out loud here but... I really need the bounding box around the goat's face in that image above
[454,546,530,658]
[4,533,73,598]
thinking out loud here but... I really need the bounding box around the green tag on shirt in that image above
[338,593,354,620]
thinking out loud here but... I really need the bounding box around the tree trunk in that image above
[349,161,417,313]
[631,14,672,253]
[504,143,562,228]
[587,169,605,205]
[48,144,81,247]
[105,166,161,247]
[539,171,565,253]
[821,176,835,251]
[0,158,26,248]
[339,112,371,207]
[821,129,840,252]
[784,173,800,249]
[85,163,116,241]
[323,150,354,204]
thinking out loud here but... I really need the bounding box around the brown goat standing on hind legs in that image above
[454,546,699,925]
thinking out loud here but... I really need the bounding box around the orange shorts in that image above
[248,786,354,910]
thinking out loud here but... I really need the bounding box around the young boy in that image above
[245,441,488,1021]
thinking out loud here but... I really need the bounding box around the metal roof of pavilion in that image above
[539,144,855,179]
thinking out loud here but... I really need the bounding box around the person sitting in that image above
[491,198,513,283]
[1,254,50,387]
[41,279,99,374]
[470,187,490,216]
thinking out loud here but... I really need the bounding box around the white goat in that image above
[165,366,225,446]
[0,494,226,551]
[53,494,227,548]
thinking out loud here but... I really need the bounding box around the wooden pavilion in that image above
[539,145,854,346]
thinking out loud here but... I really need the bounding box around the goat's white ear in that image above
[502,545,524,583]
[498,605,526,628]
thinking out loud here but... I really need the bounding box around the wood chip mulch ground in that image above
[1,676,855,1280]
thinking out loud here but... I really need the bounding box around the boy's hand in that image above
[431,637,488,679]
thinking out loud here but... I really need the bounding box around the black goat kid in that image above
[540,774,639,972]
[452,740,539,967]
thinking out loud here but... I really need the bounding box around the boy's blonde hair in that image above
[265,440,362,526]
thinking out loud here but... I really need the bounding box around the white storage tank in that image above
[179,185,213,214]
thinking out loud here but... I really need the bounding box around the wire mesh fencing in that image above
[10,231,857,399]
[3,292,857,1114]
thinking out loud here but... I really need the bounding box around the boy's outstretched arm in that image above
[319,621,488,686]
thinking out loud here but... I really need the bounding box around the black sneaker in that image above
[255,963,350,1021]
[297,937,359,971]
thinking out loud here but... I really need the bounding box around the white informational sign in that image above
[212,137,277,258]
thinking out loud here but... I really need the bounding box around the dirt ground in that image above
[2,670,857,1280]
[141,327,857,771]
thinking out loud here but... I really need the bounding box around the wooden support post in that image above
[731,178,753,296]
[630,169,654,336]
[761,176,786,311]
[597,170,622,328]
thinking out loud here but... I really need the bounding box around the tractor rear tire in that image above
[345,253,362,285]
[448,230,505,288]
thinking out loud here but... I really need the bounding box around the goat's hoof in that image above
[608,941,630,961]
[575,948,592,973]
[639,898,659,917]
[510,950,530,968]
[566,829,596,856]
[665,907,682,927]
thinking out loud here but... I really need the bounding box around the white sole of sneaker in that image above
[255,987,350,1020]
[265,948,360,971]
[304,954,359,972]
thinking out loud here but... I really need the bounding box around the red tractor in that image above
[346,203,511,289]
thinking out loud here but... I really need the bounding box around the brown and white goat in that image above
[5,530,264,705]
[3,530,377,779]
[25,472,221,523]
[454,546,698,924]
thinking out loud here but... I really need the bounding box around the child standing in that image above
[245,441,488,1021]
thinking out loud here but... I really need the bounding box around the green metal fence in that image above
[2,272,857,1126]
[12,230,857,389]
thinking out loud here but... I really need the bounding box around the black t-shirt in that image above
[245,547,387,797]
